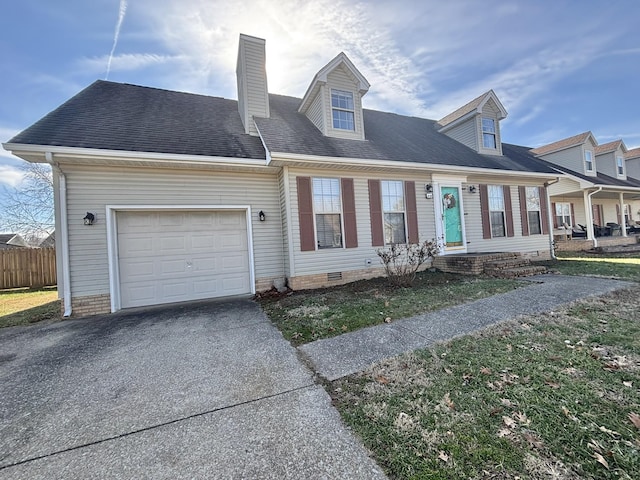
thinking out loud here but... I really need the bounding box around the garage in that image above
[116,210,251,309]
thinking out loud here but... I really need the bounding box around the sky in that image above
[1,0,640,195]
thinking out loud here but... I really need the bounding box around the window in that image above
[381,180,406,244]
[617,156,624,176]
[313,178,343,248]
[585,150,593,171]
[555,202,572,228]
[482,118,497,149]
[525,187,542,234]
[488,185,505,237]
[331,89,355,131]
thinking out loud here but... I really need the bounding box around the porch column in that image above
[584,190,595,240]
[620,192,628,237]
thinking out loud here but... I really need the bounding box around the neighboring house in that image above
[3,34,560,317]
[531,133,640,240]
[39,231,55,248]
[626,148,640,224]
[0,233,29,249]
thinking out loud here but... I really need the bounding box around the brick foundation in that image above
[554,234,640,252]
[288,267,386,291]
[62,293,112,317]
[255,276,287,292]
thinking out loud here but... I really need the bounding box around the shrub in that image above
[376,240,439,287]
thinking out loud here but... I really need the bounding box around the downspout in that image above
[587,187,603,248]
[46,153,72,317]
[544,178,560,260]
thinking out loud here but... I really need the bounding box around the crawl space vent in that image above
[327,272,343,281]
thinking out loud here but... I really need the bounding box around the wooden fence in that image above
[0,248,56,289]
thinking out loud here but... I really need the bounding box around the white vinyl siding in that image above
[62,165,284,298]
[236,36,269,136]
[307,92,325,133]
[278,169,291,277]
[466,176,551,255]
[537,145,586,175]
[595,149,627,179]
[288,168,436,276]
[443,119,478,151]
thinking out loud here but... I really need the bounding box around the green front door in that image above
[442,186,463,247]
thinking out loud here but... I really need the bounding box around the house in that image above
[3,34,560,317]
[39,231,55,248]
[530,133,640,241]
[0,233,29,250]
[626,147,640,225]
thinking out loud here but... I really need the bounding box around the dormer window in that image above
[331,89,355,131]
[585,150,593,171]
[617,156,624,175]
[482,118,497,149]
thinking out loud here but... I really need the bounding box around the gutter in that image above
[544,177,560,260]
[587,187,603,248]
[46,152,72,317]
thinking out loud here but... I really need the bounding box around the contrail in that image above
[105,0,128,79]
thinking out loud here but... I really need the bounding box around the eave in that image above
[269,151,558,178]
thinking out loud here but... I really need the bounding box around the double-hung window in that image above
[482,118,497,149]
[381,180,406,244]
[525,187,542,234]
[617,156,625,176]
[313,178,343,248]
[331,89,355,131]
[488,185,506,237]
[555,202,572,228]
[585,150,593,171]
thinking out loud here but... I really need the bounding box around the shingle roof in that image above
[625,147,640,160]
[8,80,556,175]
[594,140,623,155]
[436,91,488,128]
[537,160,640,188]
[530,132,593,156]
[8,80,266,160]
[255,95,556,173]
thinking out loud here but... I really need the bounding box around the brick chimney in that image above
[236,34,270,136]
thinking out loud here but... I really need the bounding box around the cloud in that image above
[80,53,183,74]
[106,0,129,79]
[0,165,25,187]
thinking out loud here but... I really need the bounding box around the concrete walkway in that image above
[299,274,634,381]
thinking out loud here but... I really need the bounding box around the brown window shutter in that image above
[479,184,491,239]
[405,181,419,243]
[341,178,358,248]
[551,202,558,228]
[539,187,550,234]
[520,186,530,236]
[570,203,575,226]
[504,185,514,237]
[368,179,384,246]
[296,176,315,251]
[616,204,621,224]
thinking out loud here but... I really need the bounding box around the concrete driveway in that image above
[0,299,385,479]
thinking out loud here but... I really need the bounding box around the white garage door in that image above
[117,210,251,309]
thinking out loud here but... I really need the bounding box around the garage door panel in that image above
[117,210,250,309]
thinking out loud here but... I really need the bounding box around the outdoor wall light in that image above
[424,184,433,199]
[259,210,266,222]
[83,212,95,226]
[468,185,477,194]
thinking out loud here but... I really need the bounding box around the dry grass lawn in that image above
[0,287,60,328]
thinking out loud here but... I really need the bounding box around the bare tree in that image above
[1,162,54,245]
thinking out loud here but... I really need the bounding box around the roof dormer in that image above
[625,147,640,180]
[530,131,599,177]
[436,90,507,156]
[595,139,627,180]
[298,52,370,141]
